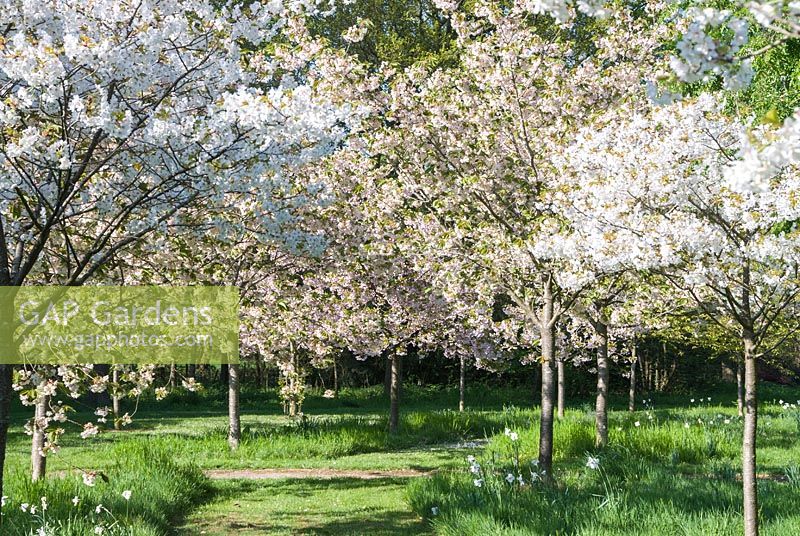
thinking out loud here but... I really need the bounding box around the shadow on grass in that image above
[183,477,431,536]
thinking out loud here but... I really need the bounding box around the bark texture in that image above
[31,394,49,481]
[389,355,402,434]
[228,363,241,450]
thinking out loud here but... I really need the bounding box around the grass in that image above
[1,442,211,535]
[179,478,431,535]
[1,382,799,535]
[407,391,800,535]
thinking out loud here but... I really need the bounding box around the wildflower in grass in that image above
[467,455,476,463]
[122,490,132,501]
[95,504,103,514]
[323,389,335,399]
[1,495,6,507]
[40,496,47,511]
[509,431,519,441]
[684,422,690,428]
[94,526,105,534]
[586,455,601,470]
[504,427,512,436]
[72,496,79,506]
[531,459,539,467]
[30,505,37,514]
[724,419,731,424]
[473,478,483,487]
[505,473,516,483]
[691,398,695,403]
[431,506,439,516]
[82,471,97,487]
[469,462,481,474]
[517,474,525,485]
[21,503,29,512]
[634,421,641,427]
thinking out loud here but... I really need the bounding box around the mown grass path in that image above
[178,477,433,535]
[204,468,432,479]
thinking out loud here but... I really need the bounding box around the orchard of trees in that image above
[1,0,800,535]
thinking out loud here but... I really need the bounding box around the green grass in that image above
[1,442,211,535]
[3,383,799,535]
[179,478,431,535]
[407,392,800,535]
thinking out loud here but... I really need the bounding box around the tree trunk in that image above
[228,363,240,450]
[389,355,401,434]
[628,343,637,412]
[187,364,196,379]
[112,366,121,431]
[0,365,12,499]
[458,354,466,412]
[737,360,745,418]
[595,320,609,448]
[333,355,339,398]
[168,363,176,389]
[742,330,759,536]
[538,276,557,481]
[31,394,48,481]
[556,357,565,419]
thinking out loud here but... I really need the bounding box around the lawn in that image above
[2,383,799,535]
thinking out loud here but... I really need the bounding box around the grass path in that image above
[204,468,432,479]
[178,477,432,535]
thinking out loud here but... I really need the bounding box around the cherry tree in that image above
[0,0,353,497]
[341,0,663,477]
[571,94,800,536]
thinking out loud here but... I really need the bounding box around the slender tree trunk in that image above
[538,276,557,481]
[389,355,401,434]
[168,363,176,389]
[628,343,637,412]
[556,357,565,419]
[333,355,339,397]
[0,365,11,498]
[228,363,240,450]
[737,360,745,418]
[595,320,609,448]
[187,364,196,378]
[742,329,759,536]
[112,367,121,431]
[288,367,297,417]
[459,354,466,412]
[31,394,48,481]
[654,365,660,393]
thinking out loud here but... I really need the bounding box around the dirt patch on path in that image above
[204,468,432,480]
